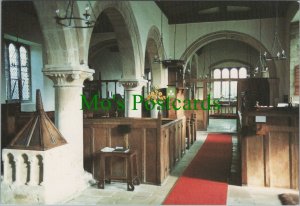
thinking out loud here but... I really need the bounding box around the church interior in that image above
[1,0,299,205]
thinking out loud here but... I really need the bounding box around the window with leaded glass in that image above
[4,40,31,102]
[212,67,248,101]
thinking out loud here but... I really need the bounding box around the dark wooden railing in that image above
[209,101,237,118]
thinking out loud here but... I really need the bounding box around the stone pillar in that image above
[119,79,146,117]
[43,64,94,175]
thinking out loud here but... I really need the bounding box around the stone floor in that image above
[207,118,237,133]
[65,119,298,205]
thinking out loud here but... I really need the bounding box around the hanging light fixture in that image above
[246,45,252,78]
[184,24,191,79]
[162,24,185,68]
[254,51,269,77]
[198,46,210,81]
[263,2,287,61]
[153,12,167,65]
[55,0,96,28]
[254,18,269,77]
[153,12,185,68]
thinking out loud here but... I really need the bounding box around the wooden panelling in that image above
[291,130,299,189]
[168,125,175,169]
[246,135,265,186]
[268,132,290,188]
[241,108,299,189]
[145,128,157,184]
[160,129,170,181]
[83,127,93,172]
[180,118,186,155]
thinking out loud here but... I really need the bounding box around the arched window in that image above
[213,69,221,98]
[239,67,247,78]
[230,68,238,78]
[222,68,229,78]
[213,69,221,79]
[230,68,238,99]
[5,41,31,101]
[221,68,230,98]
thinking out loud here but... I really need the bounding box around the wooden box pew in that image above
[241,107,299,189]
[83,115,186,185]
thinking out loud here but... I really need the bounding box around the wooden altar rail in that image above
[209,103,237,118]
[83,79,121,99]
[83,116,186,185]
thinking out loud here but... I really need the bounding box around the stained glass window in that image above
[5,41,31,102]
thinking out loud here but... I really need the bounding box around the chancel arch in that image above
[211,59,256,70]
[180,31,277,78]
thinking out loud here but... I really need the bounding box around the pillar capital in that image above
[43,64,94,87]
[119,78,146,118]
[119,78,147,90]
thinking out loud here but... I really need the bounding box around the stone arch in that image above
[86,1,143,79]
[88,39,117,62]
[145,26,167,87]
[180,31,276,77]
[34,1,83,65]
[210,59,255,69]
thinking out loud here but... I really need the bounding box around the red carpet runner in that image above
[163,134,232,205]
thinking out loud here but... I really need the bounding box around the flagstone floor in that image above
[65,119,298,205]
